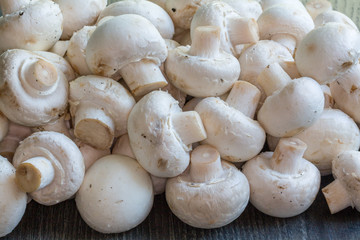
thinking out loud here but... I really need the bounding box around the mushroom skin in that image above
[13,131,84,206]
[69,75,135,150]
[128,90,207,178]
[86,14,168,97]
[314,10,358,31]
[242,138,321,218]
[0,0,31,15]
[54,0,107,40]
[0,156,27,238]
[295,22,360,85]
[322,151,360,214]
[305,0,333,20]
[0,49,68,127]
[97,0,175,39]
[165,26,240,97]
[0,0,63,53]
[166,145,249,229]
[76,154,154,234]
[0,112,9,143]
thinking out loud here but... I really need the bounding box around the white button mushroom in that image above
[191,1,259,57]
[322,151,360,214]
[166,144,250,229]
[295,22,360,85]
[0,156,27,237]
[242,138,321,218]
[165,25,240,97]
[0,0,63,53]
[257,62,324,137]
[128,90,207,178]
[112,134,167,195]
[195,81,266,162]
[305,0,333,20]
[53,0,107,40]
[75,154,154,234]
[222,0,262,20]
[97,0,175,39]
[69,75,135,150]
[12,131,84,206]
[85,14,168,98]
[0,49,69,127]
[314,10,359,31]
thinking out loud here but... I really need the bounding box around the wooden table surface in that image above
[3,0,360,239]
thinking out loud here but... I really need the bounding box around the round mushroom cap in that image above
[165,45,240,97]
[261,0,306,11]
[75,154,153,234]
[0,49,68,127]
[295,22,360,85]
[0,0,63,53]
[54,0,107,40]
[332,151,360,211]
[195,97,266,162]
[0,157,27,237]
[166,160,249,229]
[12,131,84,205]
[223,0,262,20]
[98,0,175,39]
[257,77,324,137]
[69,75,135,138]
[294,109,360,175]
[86,14,167,78]
[314,10,358,31]
[128,90,191,178]
[242,151,320,218]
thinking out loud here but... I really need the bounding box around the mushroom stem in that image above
[189,26,221,58]
[120,59,168,98]
[22,59,58,92]
[171,111,207,146]
[74,103,115,150]
[279,61,301,79]
[322,179,352,214]
[257,62,292,96]
[225,81,261,118]
[270,138,307,174]
[0,0,30,15]
[190,145,224,183]
[271,34,297,55]
[15,157,55,193]
[228,16,259,46]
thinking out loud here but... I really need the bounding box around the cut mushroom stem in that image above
[25,59,58,92]
[120,60,168,97]
[74,103,115,150]
[190,145,224,183]
[226,81,261,118]
[271,34,297,55]
[16,156,55,193]
[257,62,292,96]
[322,179,353,214]
[270,138,307,174]
[228,16,259,46]
[189,26,220,58]
[171,111,207,146]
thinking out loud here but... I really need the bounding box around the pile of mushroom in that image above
[2,0,360,237]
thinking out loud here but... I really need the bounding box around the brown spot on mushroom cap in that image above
[306,43,316,53]
[157,158,168,170]
[341,61,353,69]
[350,85,358,93]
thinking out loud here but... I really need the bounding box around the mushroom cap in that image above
[67,26,96,76]
[332,151,360,211]
[238,40,294,86]
[223,0,262,20]
[242,151,321,218]
[295,22,360,85]
[0,49,68,127]
[12,131,84,205]
[257,77,324,137]
[128,90,191,178]
[257,2,314,44]
[0,157,27,237]
[75,154,153,234]
[314,10,358,31]
[69,75,135,138]
[98,0,175,39]
[165,45,240,97]
[54,0,107,40]
[86,14,167,78]
[195,97,266,162]
[294,109,360,175]
[0,0,63,53]
[166,160,249,229]
[261,0,306,11]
